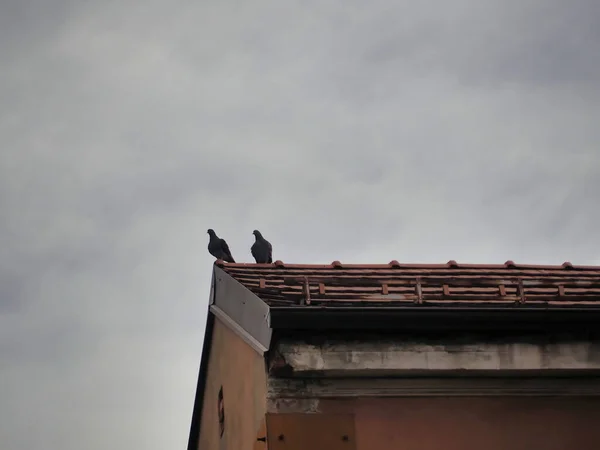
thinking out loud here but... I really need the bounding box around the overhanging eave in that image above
[268,305,600,332]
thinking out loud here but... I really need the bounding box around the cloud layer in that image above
[2,1,600,448]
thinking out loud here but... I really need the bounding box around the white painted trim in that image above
[210,305,268,354]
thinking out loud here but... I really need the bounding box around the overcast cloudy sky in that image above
[1,0,600,448]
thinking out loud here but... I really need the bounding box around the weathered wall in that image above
[270,397,600,450]
[352,397,600,450]
[267,334,600,448]
[198,317,267,450]
[272,336,600,377]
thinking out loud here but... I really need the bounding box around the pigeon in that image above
[207,229,235,263]
[251,230,272,263]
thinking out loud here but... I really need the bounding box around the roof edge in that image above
[212,266,272,350]
[215,260,600,271]
[269,306,600,332]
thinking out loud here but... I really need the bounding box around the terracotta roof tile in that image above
[216,260,600,308]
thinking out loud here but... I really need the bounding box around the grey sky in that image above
[1,1,600,448]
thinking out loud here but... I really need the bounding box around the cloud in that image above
[2,0,600,449]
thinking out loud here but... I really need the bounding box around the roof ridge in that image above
[215,260,600,270]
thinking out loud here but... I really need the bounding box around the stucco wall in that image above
[314,397,600,450]
[198,318,267,450]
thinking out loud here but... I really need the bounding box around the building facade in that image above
[188,261,600,450]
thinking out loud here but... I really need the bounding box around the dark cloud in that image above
[0,271,28,314]
[352,1,600,88]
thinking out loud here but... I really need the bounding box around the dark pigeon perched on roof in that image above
[251,230,272,263]
[207,229,235,263]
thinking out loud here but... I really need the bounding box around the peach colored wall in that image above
[315,397,600,450]
[198,319,267,450]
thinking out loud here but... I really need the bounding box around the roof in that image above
[217,260,600,308]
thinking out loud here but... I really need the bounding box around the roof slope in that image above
[217,260,600,308]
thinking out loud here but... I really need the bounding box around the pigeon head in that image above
[252,230,263,239]
[207,229,216,236]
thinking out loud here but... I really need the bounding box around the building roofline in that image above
[219,259,600,308]
[215,260,600,271]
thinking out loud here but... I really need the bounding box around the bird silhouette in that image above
[207,229,235,262]
[251,230,272,263]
